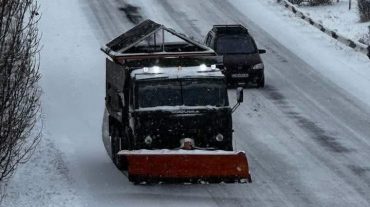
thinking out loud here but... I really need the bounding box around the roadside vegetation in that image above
[288,0,335,5]
[286,0,370,45]
[0,0,42,202]
[358,0,370,22]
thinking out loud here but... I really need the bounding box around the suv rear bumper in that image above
[224,69,264,83]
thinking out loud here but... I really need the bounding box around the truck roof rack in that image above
[101,19,217,63]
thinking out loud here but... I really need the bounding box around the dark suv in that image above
[204,25,266,87]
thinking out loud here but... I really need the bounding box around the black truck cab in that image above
[205,25,266,87]
[129,65,232,150]
[105,62,234,151]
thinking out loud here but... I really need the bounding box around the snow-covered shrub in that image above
[359,34,370,45]
[358,0,370,22]
[308,0,333,6]
[0,0,41,201]
[288,0,333,6]
[288,0,304,4]
[359,26,370,45]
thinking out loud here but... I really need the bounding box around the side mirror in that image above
[232,87,244,113]
[118,92,125,108]
[258,49,266,54]
[236,87,244,103]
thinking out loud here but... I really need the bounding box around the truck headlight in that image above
[144,135,153,145]
[215,133,224,142]
[152,66,160,73]
[199,64,207,71]
[252,63,264,70]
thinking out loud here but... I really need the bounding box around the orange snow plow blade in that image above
[118,150,251,184]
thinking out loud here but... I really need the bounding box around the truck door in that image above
[106,59,126,120]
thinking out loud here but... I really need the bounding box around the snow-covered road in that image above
[3,0,370,206]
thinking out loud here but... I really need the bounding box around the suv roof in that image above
[211,24,249,35]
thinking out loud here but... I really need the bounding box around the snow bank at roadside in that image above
[229,0,370,108]
[2,138,82,207]
[296,0,370,45]
[2,0,105,205]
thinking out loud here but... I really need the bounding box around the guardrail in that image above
[277,0,370,59]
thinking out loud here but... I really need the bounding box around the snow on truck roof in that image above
[106,19,162,52]
[101,19,217,61]
[131,65,224,81]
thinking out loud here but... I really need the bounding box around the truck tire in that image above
[111,126,127,170]
[108,116,113,136]
[224,141,233,151]
[256,74,265,88]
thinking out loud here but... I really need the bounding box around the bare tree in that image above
[358,0,370,22]
[0,0,41,200]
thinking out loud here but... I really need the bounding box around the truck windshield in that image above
[182,80,227,106]
[138,80,182,108]
[137,79,228,108]
[216,35,257,54]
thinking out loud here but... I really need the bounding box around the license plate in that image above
[231,74,249,78]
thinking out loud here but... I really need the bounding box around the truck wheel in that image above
[111,127,124,170]
[224,142,233,151]
[256,74,265,88]
[124,127,133,150]
[108,116,113,136]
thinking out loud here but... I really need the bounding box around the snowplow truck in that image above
[101,19,251,184]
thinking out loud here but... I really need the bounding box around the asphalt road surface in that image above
[63,0,370,206]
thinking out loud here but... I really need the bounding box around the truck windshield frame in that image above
[215,35,257,55]
[136,78,228,108]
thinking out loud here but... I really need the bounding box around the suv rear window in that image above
[216,35,257,54]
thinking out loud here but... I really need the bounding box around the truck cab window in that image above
[137,80,182,108]
[182,79,228,107]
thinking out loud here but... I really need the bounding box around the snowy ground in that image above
[282,0,370,44]
[2,0,104,206]
[3,137,82,207]
[2,0,370,206]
